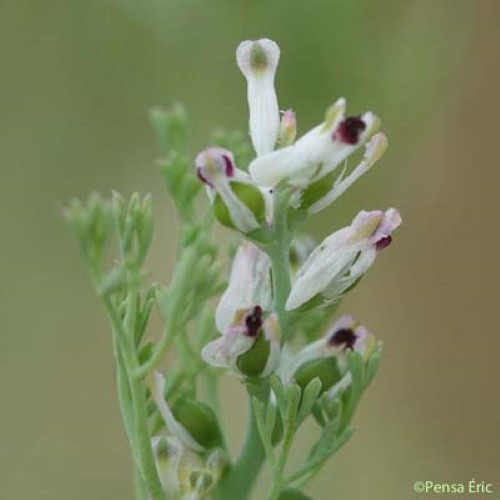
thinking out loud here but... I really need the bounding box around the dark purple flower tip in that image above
[334,116,366,145]
[196,168,213,187]
[245,305,263,337]
[327,327,357,350]
[376,235,392,251]
[222,155,235,177]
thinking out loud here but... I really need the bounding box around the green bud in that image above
[293,357,342,394]
[150,103,189,154]
[235,332,270,378]
[213,182,265,231]
[171,397,223,449]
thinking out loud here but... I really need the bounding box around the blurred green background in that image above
[1,0,499,498]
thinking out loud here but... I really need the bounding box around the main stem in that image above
[215,188,294,499]
[215,379,269,499]
[268,188,293,336]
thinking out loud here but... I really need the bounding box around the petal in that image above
[308,132,388,214]
[261,313,282,377]
[237,39,281,156]
[215,242,272,333]
[201,330,254,369]
[150,372,205,452]
[285,226,358,310]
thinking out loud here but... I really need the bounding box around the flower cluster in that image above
[199,38,401,380]
[68,36,403,500]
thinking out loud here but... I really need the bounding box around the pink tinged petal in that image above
[326,315,369,353]
[215,242,272,333]
[236,39,281,156]
[195,147,261,233]
[195,147,236,187]
[277,109,297,147]
[201,333,254,369]
[285,225,360,310]
[286,207,401,311]
[150,372,205,452]
[373,207,402,242]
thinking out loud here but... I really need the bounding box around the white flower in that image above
[216,241,272,333]
[249,97,380,189]
[306,132,388,214]
[152,436,226,499]
[195,147,264,233]
[281,315,373,385]
[286,208,402,310]
[236,39,281,156]
[202,307,281,378]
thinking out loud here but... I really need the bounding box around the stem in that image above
[134,465,148,500]
[99,291,165,500]
[214,379,269,500]
[268,188,293,337]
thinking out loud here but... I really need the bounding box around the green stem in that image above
[134,465,148,500]
[214,379,269,500]
[268,188,293,337]
[100,293,165,500]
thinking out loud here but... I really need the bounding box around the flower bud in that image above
[236,39,280,156]
[286,208,401,311]
[170,396,224,450]
[277,109,297,147]
[150,372,222,452]
[202,307,281,378]
[195,147,266,234]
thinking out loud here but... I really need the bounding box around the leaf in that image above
[297,377,322,424]
[365,341,383,387]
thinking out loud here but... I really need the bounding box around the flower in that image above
[149,372,223,452]
[202,307,281,378]
[152,436,226,499]
[286,208,402,311]
[236,39,281,156]
[195,147,266,233]
[302,132,388,214]
[215,241,272,333]
[281,315,374,392]
[249,97,381,191]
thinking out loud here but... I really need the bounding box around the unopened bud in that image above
[170,397,224,450]
[277,109,297,147]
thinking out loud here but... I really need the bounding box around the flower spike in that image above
[237,39,281,156]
